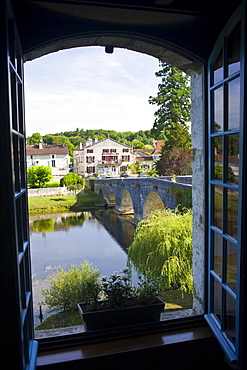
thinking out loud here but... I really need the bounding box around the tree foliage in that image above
[156,148,193,176]
[27,165,53,188]
[40,262,101,312]
[149,61,191,140]
[128,209,193,294]
[60,173,85,187]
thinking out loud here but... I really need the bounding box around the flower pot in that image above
[78,297,165,331]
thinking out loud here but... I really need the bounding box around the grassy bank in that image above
[28,188,106,215]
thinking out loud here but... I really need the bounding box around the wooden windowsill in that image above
[37,325,214,367]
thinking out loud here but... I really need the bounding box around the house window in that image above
[52,154,55,158]
[110,149,116,152]
[51,160,55,167]
[122,155,130,161]
[103,149,109,153]
[123,148,129,152]
[87,149,93,153]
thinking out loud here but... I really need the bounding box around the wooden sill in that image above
[37,325,214,367]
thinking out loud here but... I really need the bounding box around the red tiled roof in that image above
[153,140,164,154]
[26,144,69,155]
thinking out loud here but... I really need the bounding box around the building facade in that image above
[26,142,70,181]
[73,137,136,177]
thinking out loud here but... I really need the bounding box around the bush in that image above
[128,208,193,294]
[40,261,101,312]
[60,173,85,188]
[27,165,53,188]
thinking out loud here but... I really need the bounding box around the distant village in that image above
[26,137,164,181]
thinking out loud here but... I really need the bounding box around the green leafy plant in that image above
[86,268,163,311]
[128,208,193,294]
[40,261,101,312]
[168,184,192,211]
[60,173,85,187]
[27,165,53,188]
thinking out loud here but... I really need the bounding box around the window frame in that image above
[204,5,245,366]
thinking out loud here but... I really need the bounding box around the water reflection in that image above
[30,210,136,325]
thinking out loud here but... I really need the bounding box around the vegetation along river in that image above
[29,210,136,326]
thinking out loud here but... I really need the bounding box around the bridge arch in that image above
[143,192,165,219]
[118,190,134,215]
[98,188,104,198]
[108,191,116,208]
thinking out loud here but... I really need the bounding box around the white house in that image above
[73,137,136,177]
[26,142,70,181]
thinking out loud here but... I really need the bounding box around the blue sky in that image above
[24,47,160,137]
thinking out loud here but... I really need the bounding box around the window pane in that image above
[227,189,238,240]
[228,78,240,130]
[227,135,239,184]
[214,186,223,230]
[213,137,223,181]
[227,23,241,76]
[212,49,223,84]
[213,232,222,277]
[213,278,221,323]
[226,293,236,345]
[226,240,237,293]
[213,87,224,132]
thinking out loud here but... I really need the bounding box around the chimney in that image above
[94,137,98,143]
[39,140,43,149]
[79,142,83,149]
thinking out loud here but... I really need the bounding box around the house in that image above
[26,142,70,181]
[134,140,164,172]
[73,137,136,177]
[1,1,246,369]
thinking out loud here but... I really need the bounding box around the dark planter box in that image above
[78,297,165,331]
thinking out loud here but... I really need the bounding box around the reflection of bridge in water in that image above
[94,177,192,221]
[95,210,136,253]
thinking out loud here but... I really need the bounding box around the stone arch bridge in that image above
[94,177,192,221]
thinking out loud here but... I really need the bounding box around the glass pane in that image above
[213,137,223,181]
[228,22,241,76]
[213,232,222,277]
[226,240,237,293]
[214,186,223,230]
[227,189,238,240]
[212,49,223,84]
[228,77,240,130]
[227,135,239,184]
[226,293,236,345]
[213,278,221,323]
[213,87,224,132]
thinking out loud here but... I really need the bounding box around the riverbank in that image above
[28,188,106,215]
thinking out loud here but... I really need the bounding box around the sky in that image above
[24,46,161,137]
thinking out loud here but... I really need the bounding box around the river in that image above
[29,210,137,326]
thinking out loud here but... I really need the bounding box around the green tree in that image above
[27,132,42,144]
[159,122,191,156]
[60,173,85,187]
[128,209,193,294]
[149,61,191,140]
[27,165,52,188]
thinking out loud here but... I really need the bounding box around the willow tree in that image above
[128,209,193,294]
[149,61,191,141]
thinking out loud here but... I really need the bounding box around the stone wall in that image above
[28,187,72,197]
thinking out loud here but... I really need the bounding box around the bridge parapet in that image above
[94,177,192,221]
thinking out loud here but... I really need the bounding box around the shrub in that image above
[60,173,85,188]
[40,261,101,312]
[27,165,53,188]
[128,208,193,294]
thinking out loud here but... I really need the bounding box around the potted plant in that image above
[78,268,165,331]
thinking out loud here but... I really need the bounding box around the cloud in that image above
[24,46,160,136]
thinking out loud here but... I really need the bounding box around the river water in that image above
[29,210,136,326]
